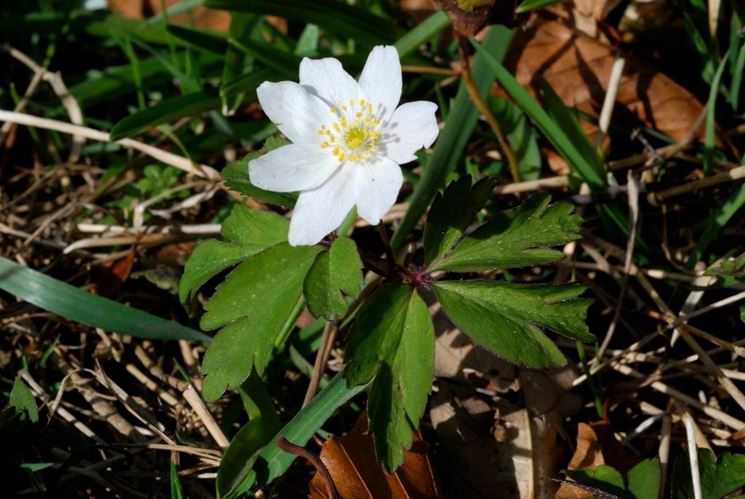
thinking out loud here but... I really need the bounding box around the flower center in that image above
[317,98,381,163]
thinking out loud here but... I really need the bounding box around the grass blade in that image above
[0,256,210,343]
[471,40,607,189]
[221,373,364,498]
[204,0,400,46]
[110,91,221,140]
[390,26,513,251]
[394,10,450,58]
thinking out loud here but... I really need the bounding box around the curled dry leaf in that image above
[309,414,443,499]
[503,13,709,152]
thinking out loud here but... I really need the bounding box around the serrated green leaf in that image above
[179,204,289,303]
[568,465,627,497]
[627,458,661,499]
[110,91,221,141]
[673,449,745,499]
[431,194,581,272]
[304,237,362,319]
[201,243,321,400]
[434,281,593,368]
[0,256,209,343]
[222,155,297,206]
[424,175,497,266]
[9,377,38,423]
[344,284,434,471]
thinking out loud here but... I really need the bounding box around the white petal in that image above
[256,81,331,144]
[288,167,360,246]
[358,45,401,121]
[248,144,339,193]
[299,57,361,107]
[355,157,403,225]
[381,101,439,164]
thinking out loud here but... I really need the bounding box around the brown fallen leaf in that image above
[93,248,135,297]
[309,414,443,499]
[503,12,709,150]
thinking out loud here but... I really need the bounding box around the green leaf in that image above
[470,40,607,190]
[390,26,513,251]
[220,373,365,499]
[204,0,400,47]
[200,243,322,401]
[179,204,289,303]
[434,281,593,368]
[488,97,541,181]
[431,194,581,272]
[222,155,297,207]
[344,284,434,471]
[516,0,565,12]
[303,237,363,319]
[0,256,209,343]
[110,91,221,140]
[9,377,38,423]
[568,465,627,497]
[627,458,661,499]
[424,175,497,266]
[673,449,745,499]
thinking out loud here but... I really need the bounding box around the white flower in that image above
[248,45,439,246]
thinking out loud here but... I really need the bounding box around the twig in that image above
[183,385,230,449]
[683,411,704,499]
[658,406,672,499]
[303,320,338,408]
[0,109,220,180]
[595,56,626,148]
[650,164,745,202]
[597,170,639,359]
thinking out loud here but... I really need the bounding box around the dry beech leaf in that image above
[309,414,443,499]
[503,14,709,148]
